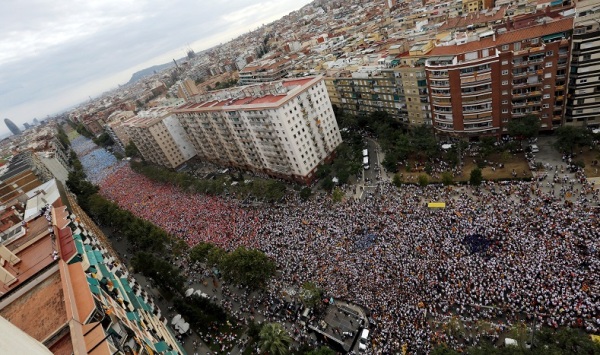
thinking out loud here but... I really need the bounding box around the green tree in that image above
[506,115,540,141]
[189,242,215,264]
[299,187,312,201]
[93,132,114,147]
[441,171,454,186]
[392,173,403,187]
[535,327,600,354]
[410,125,438,160]
[554,125,593,154]
[321,178,334,192]
[470,168,483,186]
[247,320,263,340]
[207,246,226,267]
[259,323,293,355]
[299,282,323,309]
[480,136,497,158]
[125,141,140,158]
[131,252,185,293]
[173,294,227,332]
[220,247,276,289]
[332,187,344,203]
[418,174,429,187]
[431,344,460,355]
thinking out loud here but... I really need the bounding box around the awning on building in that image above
[542,32,564,42]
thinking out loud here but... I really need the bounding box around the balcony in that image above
[434,125,455,132]
[430,71,449,78]
[432,99,452,106]
[433,107,453,114]
[462,88,492,96]
[463,111,492,120]
[462,96,492,105]
[431,91,451,97]
[461,73,492,84]
[464,125,495,132]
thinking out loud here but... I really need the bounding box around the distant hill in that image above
[126,61,177,85]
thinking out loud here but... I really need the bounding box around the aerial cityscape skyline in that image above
[0,0,312,137]
[0,0,599,353]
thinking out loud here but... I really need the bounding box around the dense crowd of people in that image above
[100,166,258,249]
[71,135,126,184]
[68,132,599,353]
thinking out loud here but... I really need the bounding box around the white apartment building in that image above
[124,107,196,169]
[565,0,600,128]
[173,76,342,183]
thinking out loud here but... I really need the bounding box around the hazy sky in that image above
[0,0,312,136]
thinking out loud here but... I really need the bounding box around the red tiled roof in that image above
[428,18,573,56]
[282,77,313,87]
[58,227,75,262]
[248,95,287,104]
[438,7,507,31]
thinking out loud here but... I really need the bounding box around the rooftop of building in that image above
[0,219,55,295]
[438,6,507,31]
[428,16,573,56]
[174,76,324,113]
[0,271,66,343]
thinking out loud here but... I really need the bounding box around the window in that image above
[502,70,509,75]
[502,90,508,95]
[544,85,551,89]
[502,100,508,104]
[502,80,508,85]
[545,73,552,78]
[531,38,539,44]
[543,94,550,99]
[502,44,509,51]
[545,62,552,67]
[514,42,521,51]
[546,51,553,56]
[543,104,549,108]
[583,54,591,61]
[502,108,509,113]
[502,60,509,65]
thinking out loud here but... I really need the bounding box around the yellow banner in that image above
[428,202,446,208]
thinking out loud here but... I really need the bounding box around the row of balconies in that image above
[459,67,491,77]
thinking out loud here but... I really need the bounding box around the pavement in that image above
[39,156,70,183]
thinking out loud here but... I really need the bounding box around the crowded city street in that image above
[68,132,600,353]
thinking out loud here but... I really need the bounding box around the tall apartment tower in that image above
[124,107,197,169]
[173,76,342,183]
[565,0,600,128]
[426,18,573,138]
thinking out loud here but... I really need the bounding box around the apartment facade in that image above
[124,108,197,169]
[238,56,294,85]
[104,110,135,151]
[397,55,432,126]
[0,179,184,354]
[173,76,342,183]
[327,69,401,120]
[426,18,573,138]
[176,78,200,101]
[565,0,600,127]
